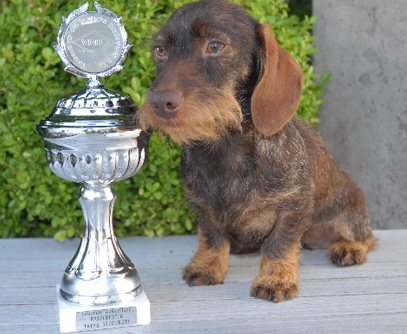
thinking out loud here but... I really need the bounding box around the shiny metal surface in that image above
[37,2,150,306]
[43,86,137,126]
[38,99,149,306]
[54,2,132,78]
[41,128,147,185]
[60,184,143,306]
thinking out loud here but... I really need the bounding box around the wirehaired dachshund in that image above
[137,0,377,302]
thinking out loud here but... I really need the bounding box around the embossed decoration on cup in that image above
[54,2,132,78]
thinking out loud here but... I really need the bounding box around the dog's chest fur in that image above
[181,130,256,212]
[181,117,313,250]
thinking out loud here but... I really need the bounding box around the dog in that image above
[137,0,377,302]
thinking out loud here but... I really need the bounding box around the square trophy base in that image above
[56,286,151,333]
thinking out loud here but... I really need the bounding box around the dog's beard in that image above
[137,88,243,144]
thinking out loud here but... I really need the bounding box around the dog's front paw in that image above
[183,264,225,287]
[183,235,230,287]
[250,261,300,303]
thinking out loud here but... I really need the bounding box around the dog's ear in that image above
[251,24,304,136]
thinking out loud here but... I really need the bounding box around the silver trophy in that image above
[36,2,151,332]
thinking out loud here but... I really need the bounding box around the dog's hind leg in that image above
[329,236,377,267]
[183,230,230,286]
[327,211,377,266]
[303,177,377,267]
[303,218,377,266]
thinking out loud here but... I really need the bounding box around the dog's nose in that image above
[150,91,183,119]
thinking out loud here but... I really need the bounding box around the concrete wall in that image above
[313,0,407,229]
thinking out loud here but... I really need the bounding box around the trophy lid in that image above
[39,86,139,128]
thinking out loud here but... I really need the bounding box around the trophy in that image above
[36,2,151,332]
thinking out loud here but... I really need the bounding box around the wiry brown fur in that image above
[183,231,230,286]
[139,87,242,143]
[137,0,377,303]
[252,247,301,302]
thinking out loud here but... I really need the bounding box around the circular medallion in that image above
[63,13,123,74]
[55,2,132,78]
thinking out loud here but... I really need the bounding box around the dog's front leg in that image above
[183,229,230,286]
[251,214,303,303]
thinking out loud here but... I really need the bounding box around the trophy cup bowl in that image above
[36,2,151,331]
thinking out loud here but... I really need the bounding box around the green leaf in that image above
[54,230,67,242]
[42,47,54,62]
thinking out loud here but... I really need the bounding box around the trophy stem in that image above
[59,184,142,306]
[86,75,102,88]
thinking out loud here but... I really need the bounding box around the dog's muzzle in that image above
[150,90,183,119]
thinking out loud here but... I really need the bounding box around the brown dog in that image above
[138,0,377,302]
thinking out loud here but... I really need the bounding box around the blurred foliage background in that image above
[0,0,328,240]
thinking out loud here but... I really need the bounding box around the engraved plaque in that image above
[54,2,132,78]
[76,307,138,330]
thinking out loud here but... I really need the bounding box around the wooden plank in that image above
[2,313,407,334]
[0,230,406,334]
[1,258,405,289]
[2,275,406,305]
[1,293,406,333]
[1,230,404,272]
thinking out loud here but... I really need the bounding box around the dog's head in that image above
[137,0,303,144]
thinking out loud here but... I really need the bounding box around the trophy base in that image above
[56,285,151,333]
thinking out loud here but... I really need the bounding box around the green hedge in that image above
[0,0,329,240]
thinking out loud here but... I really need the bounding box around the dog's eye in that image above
[206,41,225,54]
[154,45,167,59]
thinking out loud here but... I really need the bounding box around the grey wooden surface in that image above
[0,230,406,334]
